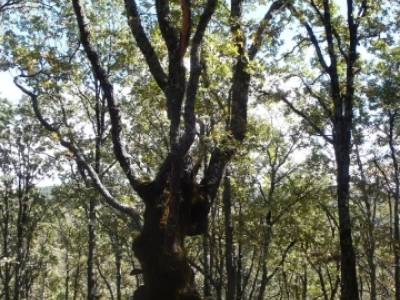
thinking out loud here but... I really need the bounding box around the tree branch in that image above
[275,91,333,143]
[289,5,330,73]
[155,0,179,54]
[71,0,146,196]
[180,0,217,152]
[152,0,217,189]
[179,0,191,57]
[248,0,287,60]
[14,78,142,228]
[124,0,168,91]
[201,144,234,203]
[308,0,348,62]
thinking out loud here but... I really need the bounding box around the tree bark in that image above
[388,110,400,300]
[114,244,122,300]
[132,190,202,300]
[13,185,29,300]
[87,197,98,300]
[355,144,377,300]
[333,120,359,300]
[202,233,211,298]
[235,203,243,300]
[2,190,11,300]
[223,171,236,300]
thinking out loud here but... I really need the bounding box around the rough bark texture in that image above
[333,123,358,300]
[132,188,203,300]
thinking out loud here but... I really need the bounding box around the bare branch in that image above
[266,240,296,282]
[299,76,333,120]
[271,91,333,143]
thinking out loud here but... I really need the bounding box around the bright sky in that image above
[0,0,351,188]
[0,71,22,103]
[0,0,349,104]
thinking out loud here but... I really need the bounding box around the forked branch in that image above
[72,0,146,196]
[14,78,142,227]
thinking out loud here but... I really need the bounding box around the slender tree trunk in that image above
[302,265,308,300]
[388,110,400,300]
[115,248,122,300]
[257,209,272,300]
[257,261,268,300]
[217,231,224,300]
[202,233,211,298]
[209,197,217,299]
[2,192,11,300]
[334,120,359,300]
[110,234,122,300]
[223,171,236,300]
[96,259,114,300]
[87,197,98,300]
[87,82,104,300]
[391,201,399,297]
[355,144,377,300]
[73,243,83,300]
[65,247,70,300]
[368,256,377,300]
[236,203,243,300]
[13,186,28,300]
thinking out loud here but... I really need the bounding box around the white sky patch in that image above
[0,71,23,103]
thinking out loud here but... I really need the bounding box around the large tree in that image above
[9,0,287,298]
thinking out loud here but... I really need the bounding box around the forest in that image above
[0,0,399,299]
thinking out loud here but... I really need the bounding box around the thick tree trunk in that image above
[334,121,359,300]
[133,191,203,300]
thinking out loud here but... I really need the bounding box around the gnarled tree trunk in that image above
[133,182,208,300]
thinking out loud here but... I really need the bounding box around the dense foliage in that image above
[0,0,399,299]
